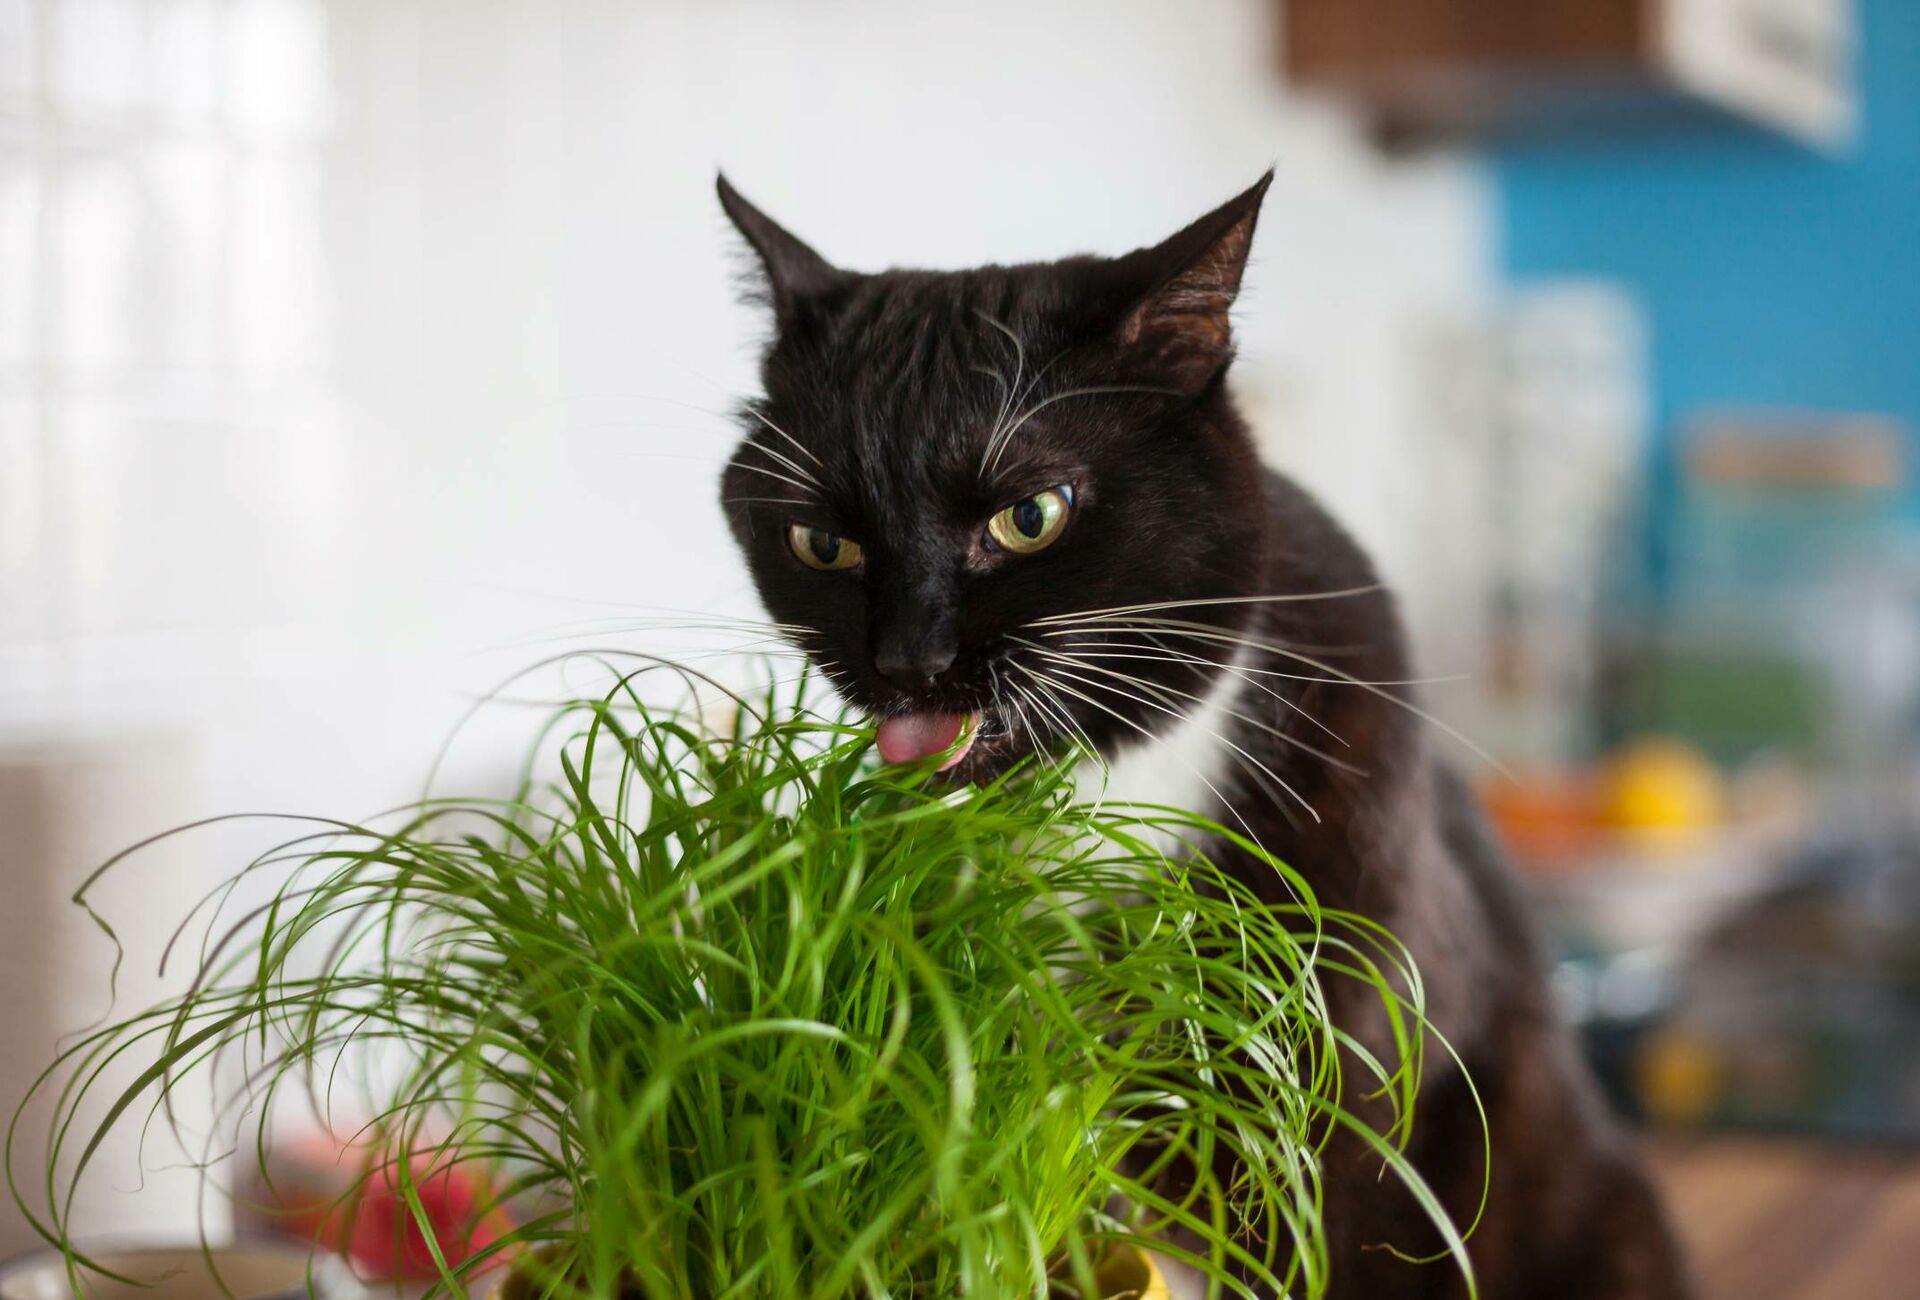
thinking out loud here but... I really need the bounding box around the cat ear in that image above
[716,174,840,318]
[1112,170,1273,394]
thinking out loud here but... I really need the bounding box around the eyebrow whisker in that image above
[725,459,820,499]
[984,383,1180,475]
[743,401,825,468]
[736,437,823,490]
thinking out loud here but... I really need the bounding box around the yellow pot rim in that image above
[1134,1252,1172,1299]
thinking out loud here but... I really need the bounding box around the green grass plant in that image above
[9,656,1466,1299]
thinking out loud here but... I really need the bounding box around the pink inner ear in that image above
[1119,207,1258,393]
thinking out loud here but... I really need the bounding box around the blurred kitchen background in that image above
[3,0,1916,1293]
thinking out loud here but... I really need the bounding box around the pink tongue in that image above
[875,711,978,769]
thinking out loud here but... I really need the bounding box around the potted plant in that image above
[11,660,1455,1298]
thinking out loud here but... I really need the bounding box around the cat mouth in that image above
[874,709,981,769]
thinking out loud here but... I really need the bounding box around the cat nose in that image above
[874,643,957,691]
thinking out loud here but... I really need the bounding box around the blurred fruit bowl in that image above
[1483,737,1807,953]
[1522,824,1799,954]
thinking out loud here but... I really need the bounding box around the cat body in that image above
[1142,468,1690,1300]
[715,172,1691,1299]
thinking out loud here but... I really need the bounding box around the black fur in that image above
[716,173,1692,1299]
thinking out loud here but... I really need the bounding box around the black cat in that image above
[716,172,1692,1300]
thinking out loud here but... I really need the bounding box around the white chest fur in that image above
[1070,646,1252,850]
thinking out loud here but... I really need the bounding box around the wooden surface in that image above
[1282,0,1645,71]
[1650,1137,1920,1299]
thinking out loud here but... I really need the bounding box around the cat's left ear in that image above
[1111,170,1273,395]
[716,174,842,321]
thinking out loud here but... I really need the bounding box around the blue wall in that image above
[1497,0,1920,480]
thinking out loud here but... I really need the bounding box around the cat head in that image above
[718,173,1275,780]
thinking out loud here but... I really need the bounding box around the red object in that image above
[344,1153,514,1281]
[240,1132,514,1283]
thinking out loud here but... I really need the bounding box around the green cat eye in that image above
[987,485,1074,555]
[788,523,863,571]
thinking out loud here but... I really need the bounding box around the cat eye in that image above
[788,523,863,571]
[987,485,1074,555]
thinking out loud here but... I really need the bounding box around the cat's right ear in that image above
[717,175,840,320]
[1107,170,1272,395]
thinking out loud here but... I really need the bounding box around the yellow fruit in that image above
[1636,1027,1724,1127]
[1602,738,1725,843]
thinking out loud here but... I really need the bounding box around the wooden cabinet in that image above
[1281,0,1856,150]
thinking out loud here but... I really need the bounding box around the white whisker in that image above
[1024,630,1352,748]
[1014,641,1365,777]
[972,311,1026,443]
[723,496,815,509]
[1009,663,1104,765]
[984,383,1178,474]
[999,674,1050,750]
[1052,617,1500,774]
[1031,586,1384,625]
[1037,662,1321,824]
[726,459,821,498]
[1005,670,1096,768]
[1041,624,1449,688]
[736,438,823,490]
[1011,661,1272,843]
[742,401,824,468]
